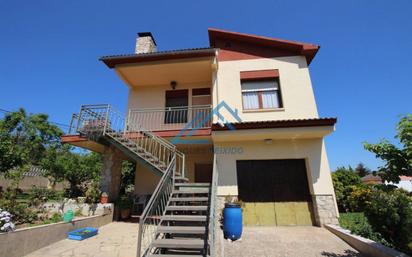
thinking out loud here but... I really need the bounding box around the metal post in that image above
[103,105,110,135]
[75,106,83,134]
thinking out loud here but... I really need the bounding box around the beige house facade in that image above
[63,28,338,226]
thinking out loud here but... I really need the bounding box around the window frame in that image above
[240,78,283,111]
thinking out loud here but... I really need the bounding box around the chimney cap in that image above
[137,32,156,46]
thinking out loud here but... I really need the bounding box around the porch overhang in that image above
[100,48,217,87]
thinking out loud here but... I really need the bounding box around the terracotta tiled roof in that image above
[212,118,337,131]
[361,174,381,181]
[22,166,47,177]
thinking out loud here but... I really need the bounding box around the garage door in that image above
[236,159,314,226]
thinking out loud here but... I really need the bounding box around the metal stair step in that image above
[173,189,209,194]
[151,239,204,249]
[162,215,207,222]
[175,183,210,187]
[166,206,208,211]
[170,197,209,202]
[148,255,203,257]
[174,177,189,182]
[157,226,206,234]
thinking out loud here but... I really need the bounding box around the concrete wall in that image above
[133,145,214,195]
[325,225,409,257]
[213,138,334,197]
[214,56,319,122]
[0,175,67,191]
[127,83,211,110]
[0,206,113,257]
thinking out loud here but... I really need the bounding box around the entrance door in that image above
[165,90,188,124]
[195,163,213,183]
[236,159,314,226]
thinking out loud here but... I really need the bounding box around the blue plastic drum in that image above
[223,203,242,240]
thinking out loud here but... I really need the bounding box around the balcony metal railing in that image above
[127,105,212,132]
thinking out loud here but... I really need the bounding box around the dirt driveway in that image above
[223,226,362,257]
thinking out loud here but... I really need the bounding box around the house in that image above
[361,174,412,192]
[361,174,383,185]
[62,28,338,256]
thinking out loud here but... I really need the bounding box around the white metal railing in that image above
[72,104,186,177]
[137,155,176,257]
[128,105,212,131]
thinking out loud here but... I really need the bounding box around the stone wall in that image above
[42,201,113,217]
[312,194,339,226]
[100,146,123,202]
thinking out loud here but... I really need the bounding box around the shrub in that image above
[363,189,412,254]
[347,185,372,212]
[84,181,101,204]
[339,213,392,248]
[332,167,362,212]
[28,186,59,207]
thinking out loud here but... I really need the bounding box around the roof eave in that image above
[100,48,217,69]
[208,28,320,65]
[212,118,337,131]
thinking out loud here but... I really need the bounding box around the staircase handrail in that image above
[136,154,176,257]
[208,153,219,257]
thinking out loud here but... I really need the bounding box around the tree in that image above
[364,115,412,183]
[120,161,136,195]
[355,163,371,177]
[0,108,62,187]
[41,147,102,198]
[363,189,412,254]
[332,166,362,212]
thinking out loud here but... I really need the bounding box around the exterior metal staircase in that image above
[69,104,218,257]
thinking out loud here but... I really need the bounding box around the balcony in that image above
[127,105,212,133]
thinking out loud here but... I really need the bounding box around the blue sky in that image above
[0,0,411,170]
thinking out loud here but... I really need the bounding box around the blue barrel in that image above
[223,203,242,240]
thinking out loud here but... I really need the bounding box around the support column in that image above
[312,194,339,226]
[100,146,123,202]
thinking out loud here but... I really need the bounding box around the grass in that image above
[339,212,366,229]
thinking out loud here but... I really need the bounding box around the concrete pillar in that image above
[100,146,123,202]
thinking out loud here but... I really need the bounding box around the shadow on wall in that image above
[321,250,362,257]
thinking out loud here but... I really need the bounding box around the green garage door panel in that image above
[237,159,314,226]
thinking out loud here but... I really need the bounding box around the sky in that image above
[0,0,411,171]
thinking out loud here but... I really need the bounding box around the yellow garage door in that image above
[237,159,314,226]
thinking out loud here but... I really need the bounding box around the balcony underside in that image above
[61,135,106,153]
[61,128,212,153]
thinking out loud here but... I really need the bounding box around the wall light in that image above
[170,81,177,90]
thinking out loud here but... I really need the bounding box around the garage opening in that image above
[236,159,314,226]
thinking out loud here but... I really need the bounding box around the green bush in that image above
[347,185,372,212]
[28,186,60,206]
[332,167,362,212]
[0,199,37,225]
[339,213,392,248]
[363,189,412,254]
[84,181,101,204]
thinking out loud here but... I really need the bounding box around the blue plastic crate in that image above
[68,227,98,241]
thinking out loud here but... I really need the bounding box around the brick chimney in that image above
[135,32,157,54]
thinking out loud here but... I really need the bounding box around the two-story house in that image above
[62,28,338,256]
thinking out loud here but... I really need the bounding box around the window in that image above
[241,79,282,110]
